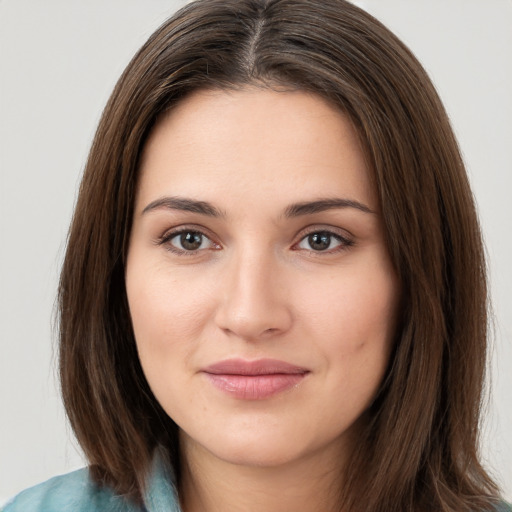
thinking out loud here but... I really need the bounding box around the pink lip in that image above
[202,358,309,400]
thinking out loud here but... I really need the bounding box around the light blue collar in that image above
[143,448,181,512]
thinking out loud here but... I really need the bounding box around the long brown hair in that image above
[58,0,501,510]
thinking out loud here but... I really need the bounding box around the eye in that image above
[296,230,352,252]
[160,229,219,254]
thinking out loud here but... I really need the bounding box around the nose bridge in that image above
[215,244,291,340]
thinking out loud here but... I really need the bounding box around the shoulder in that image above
[496,502,512,512]
[2,468,141,512]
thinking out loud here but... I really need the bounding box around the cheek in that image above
[294,256,399,413]
[310,269,398,416]
[298,266,398,352]
[125,260,214,367]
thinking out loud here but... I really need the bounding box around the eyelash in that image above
[292,229,354,254]
[156,226,220,255]
[156,226,354,256]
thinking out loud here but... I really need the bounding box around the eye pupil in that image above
[181,232,202,250]
[308,232,331,251]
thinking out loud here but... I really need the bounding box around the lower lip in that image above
[204,373,307,400]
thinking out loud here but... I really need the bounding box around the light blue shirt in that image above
[3,451,511,512]
[2,450,181,512]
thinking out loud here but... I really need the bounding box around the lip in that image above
[202,358,309,400]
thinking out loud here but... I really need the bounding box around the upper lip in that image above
[202,358,309,376]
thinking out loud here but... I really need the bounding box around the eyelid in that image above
[294,223,353,239]
[292,225,355,253]
[154,223,354,255]
[156,224,221,254]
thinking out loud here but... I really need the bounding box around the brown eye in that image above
[307,232,333,251]
[179,231,203,250]
[296,230,352,253]
[165,230,216,252]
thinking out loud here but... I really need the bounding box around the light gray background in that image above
[1,0,510,504]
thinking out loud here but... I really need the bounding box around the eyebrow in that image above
[141,196,375,218]
[283,198,375,217]
[142,196,225,217]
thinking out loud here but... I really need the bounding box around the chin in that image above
[181,420,346,471]
[216,441,301,468]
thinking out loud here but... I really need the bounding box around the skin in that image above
[126,88,400,512]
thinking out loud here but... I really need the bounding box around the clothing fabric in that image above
[2,451,181,512]
[3,452,511,512]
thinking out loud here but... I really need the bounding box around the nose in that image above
[214,249,293,341]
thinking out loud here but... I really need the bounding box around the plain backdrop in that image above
[1,0,511,504]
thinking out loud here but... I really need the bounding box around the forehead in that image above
[136,88,375,213]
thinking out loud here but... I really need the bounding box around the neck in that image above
[178,434,348,512]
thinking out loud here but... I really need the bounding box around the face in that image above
[126,88,399,470]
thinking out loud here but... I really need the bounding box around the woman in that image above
[3,0,509,511]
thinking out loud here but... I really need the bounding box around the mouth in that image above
[201,358,310,400]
